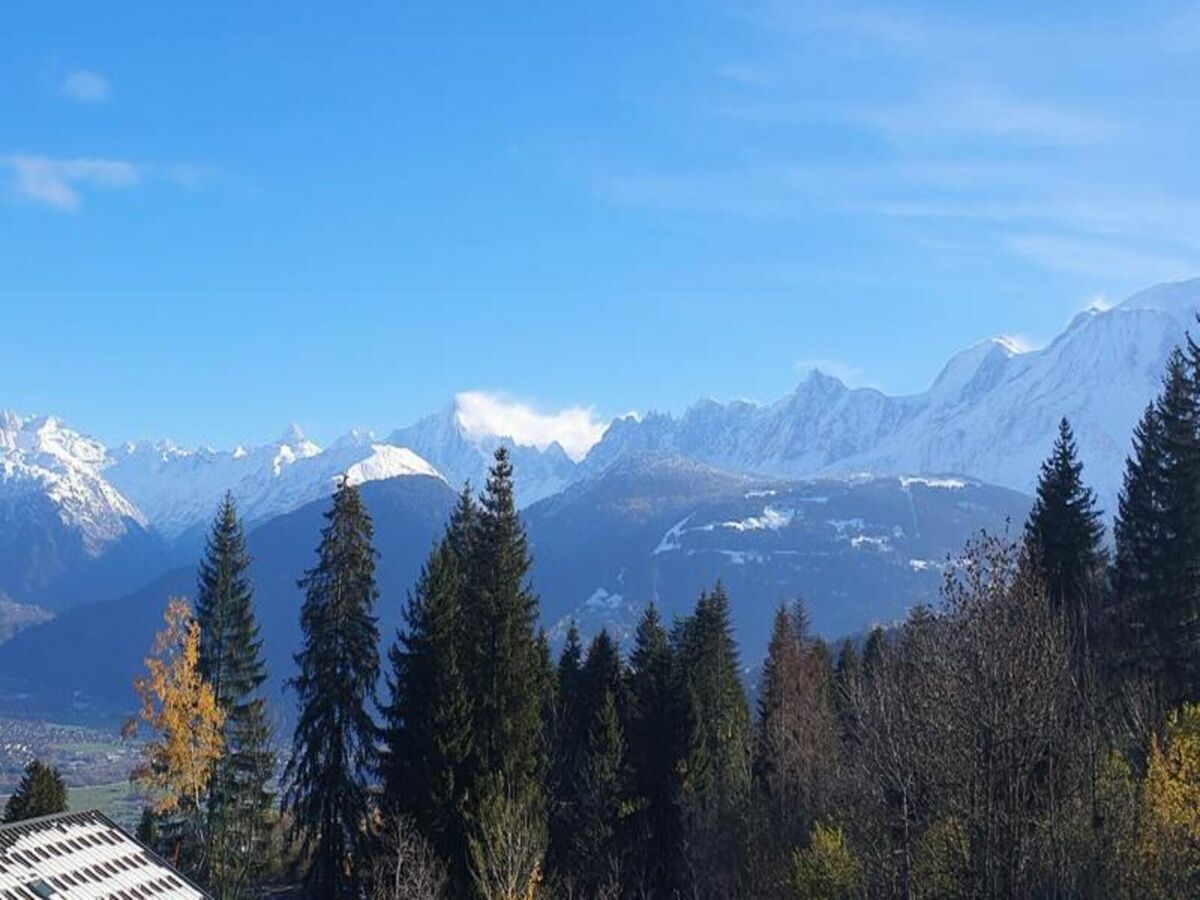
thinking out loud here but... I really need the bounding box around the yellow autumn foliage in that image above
[791,823,862,900]
[1135,702,1200,897]
[127,597,225,816]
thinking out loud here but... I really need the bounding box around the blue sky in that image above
[4,1,1200,450]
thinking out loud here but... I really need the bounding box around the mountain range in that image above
[1,277,1198,655]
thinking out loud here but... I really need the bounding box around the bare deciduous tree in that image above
[369,814,448,900]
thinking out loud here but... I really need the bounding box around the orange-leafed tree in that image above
[126,597,225,868]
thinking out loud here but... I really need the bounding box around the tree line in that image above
[9,340,1200,897]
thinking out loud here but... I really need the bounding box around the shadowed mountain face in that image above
[0,485,171,615]
[524,454,1032,655]
[0,461,1028,723]
[0,475,457,724]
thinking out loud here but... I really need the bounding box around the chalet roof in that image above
[0,810,208,899]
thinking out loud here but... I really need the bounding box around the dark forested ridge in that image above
[0,460,1028,722]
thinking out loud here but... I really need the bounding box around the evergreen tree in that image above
[553,630,628,892]
[1115,348,1200,702]
[379,525,474,891]
[624,604,680,896]
[1025,418,1106,630]
[574,687,626,893]
[555,622,584,736]
[460,448,547,890]
[3,759,67,823]
[674,582,752,896]
[1159,344,1200,700]
[862,627,885,682]
[195,494,274,899]
[546,623,585,881]
[1115,402,1168,675]
[833,639,860,743]
[283,478,381,900]
[580,629,623,714]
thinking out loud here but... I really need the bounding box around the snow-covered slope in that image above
[0,413,167,612]
[582,279,1200,515]
[0,412,147,552]
[105,426,443,540]
[390,402,578,507]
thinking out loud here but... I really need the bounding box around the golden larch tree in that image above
[126,597,225,818]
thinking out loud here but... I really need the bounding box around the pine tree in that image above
[833,639,860,743]
[283,478,381,900]
[862,626,885,682]
[546,623,585,881]
[552,630,627,892]
[195,494,274,900]
[574,687,626,893]
[380,503,474,890]
[1160,344,1200,700]
[1115,402,1168,680]
[674,582,752,896]
[3,759,67,823]
[555,622,584,738]
[1025,418,1106,623]
[461,447,547,893]
[1115,348,1200,702]
[624,604,680,896]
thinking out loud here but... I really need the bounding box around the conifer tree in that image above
[862,626,885,682]
[1115,349,1200,701]
[2,759,67,823]
[195,494,274,899]
[555,622,584,736]
[284,478,381,900]
[574,688,626,892]
[380,493,475,891]
[1159,345,1200,700]
[1115,402,1168,675]
[461,448,547,891]
[624,604,680,896]
[833,639,860,743]
[674,582,752,896]
[546,623,585,881]
[1025,418,1106,659]
[553,630,627,892]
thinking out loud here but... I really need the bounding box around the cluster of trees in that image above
[98,339,1200,898]
[125,496,276,900]
[2,758,68,823]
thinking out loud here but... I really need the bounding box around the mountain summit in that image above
[579,278,1200,513]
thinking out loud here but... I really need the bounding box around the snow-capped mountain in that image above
[0,412,146,552]
[581,279,1199,515]
[390,402,578,506]
[0,413,167,613]
[105,426,442,541]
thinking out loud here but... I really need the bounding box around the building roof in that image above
[0,810,209,899]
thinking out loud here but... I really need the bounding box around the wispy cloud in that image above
[853,83,1117,147]
[453,391,608,460]
[0,155,214,212]
[0,155,139,211]
[1006,234,1198,283]
[60,70,110,104]
[591,2,1200,286]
